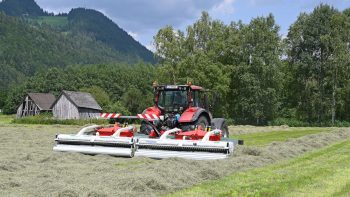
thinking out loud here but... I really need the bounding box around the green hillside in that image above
[0,0,155,64]
[0,0,47,16]
[0,0,158,94]
[67,8,155,63]
[0,13,128,91]
[34,16,68,27]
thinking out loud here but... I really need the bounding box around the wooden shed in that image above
[16,93,56,118]
[51,90,102,119]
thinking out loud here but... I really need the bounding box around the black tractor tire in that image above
[140,121,153,135]
[181,115,209,131]
[195,115,209,130]
[211,118,229,138]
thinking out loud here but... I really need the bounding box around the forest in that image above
[2,4,350,126]
[0,1,155,92]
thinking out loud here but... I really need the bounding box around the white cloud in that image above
[36,0,216,33]
[212,0,235,14]
[145,43,156,52]
[128,31,139,40]
[34,0,236,48]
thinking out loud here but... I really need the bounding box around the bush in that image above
[225,118,235,126]
[333,120,350,127]
[12,113,109,125]
[105,101,130,115]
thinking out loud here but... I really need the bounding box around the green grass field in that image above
[0,114,15,124]
[34,16,68,27]
[170,139,350,197]
[231,127,331,146]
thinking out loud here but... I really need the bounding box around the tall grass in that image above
[0,114,15,124]
[12,113,109,126]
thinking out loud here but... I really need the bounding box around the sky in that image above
[35,0,350,51]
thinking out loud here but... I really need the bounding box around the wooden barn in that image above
[16,93,56,118]
[51,90,102,119]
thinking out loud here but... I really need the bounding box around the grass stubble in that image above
[0,124,349,196]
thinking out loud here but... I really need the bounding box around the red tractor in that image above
[139,83,229,138]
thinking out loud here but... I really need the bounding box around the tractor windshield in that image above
[158,90,188,110]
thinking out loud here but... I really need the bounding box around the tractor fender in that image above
[142,106,161,116]
[178,107,212,123]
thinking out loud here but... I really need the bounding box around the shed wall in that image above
[78,108,101,119]
[52,95,79,119]
[16,96,41,118]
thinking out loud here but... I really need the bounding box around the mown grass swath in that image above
[170,140,350,197]
[231,128,331,146]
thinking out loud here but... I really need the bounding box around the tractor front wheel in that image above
[181,115,209,131]
[195,115,209,130]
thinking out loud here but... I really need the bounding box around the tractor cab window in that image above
[192,90,210,110]
[158,90,188,110]
[192,91,200,107]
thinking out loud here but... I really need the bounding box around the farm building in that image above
[51,90,102,119]
[16,93,56,118]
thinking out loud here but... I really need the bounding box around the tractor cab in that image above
[154,84,207,113]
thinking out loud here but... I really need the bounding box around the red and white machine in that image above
[54,84,243,160]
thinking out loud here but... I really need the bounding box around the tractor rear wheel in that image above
[211,118,229,138]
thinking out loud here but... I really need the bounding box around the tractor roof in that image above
[155,85,203,91]
[190,85,203,90]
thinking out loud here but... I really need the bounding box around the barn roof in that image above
[27,93,56,110]
[56,90,102,111]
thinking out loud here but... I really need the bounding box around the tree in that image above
[154,26,185,83]
[2,63,156,114]
[154,12,231,116]
[229,14,283,124]
[105,101,130,115]
[2,86,26,114]
[80,86,110,110]
[0,89,7,110]
[121,86,153,114]
[286,4,350,124]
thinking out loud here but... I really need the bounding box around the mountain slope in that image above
[0,0,155,63]
[0,0,157,93]
[0,13,127,90]
[0,0,47,16]
[68,8,155,63]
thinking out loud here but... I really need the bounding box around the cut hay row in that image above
[229,125,332,135]
[170,139,350,196]
[231,127,331,146]
[0,125,349,196]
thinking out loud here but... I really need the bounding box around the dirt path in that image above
[0,124,349,196]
